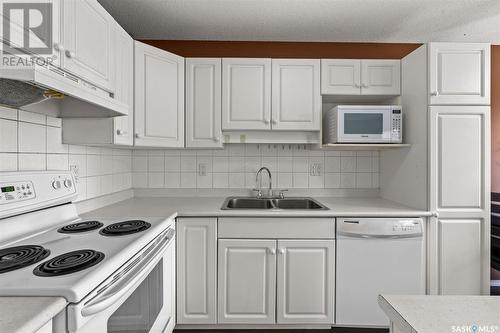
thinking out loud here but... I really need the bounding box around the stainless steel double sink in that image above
[221,197,329,210]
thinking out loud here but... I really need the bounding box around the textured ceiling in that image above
[98,0,500,43]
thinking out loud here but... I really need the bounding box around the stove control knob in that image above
[64,179,73,188]
[52,180,61,190]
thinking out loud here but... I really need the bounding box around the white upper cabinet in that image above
[62,0,115,91]
[321,59,361,95]
[361,60,400,95]
[113,24,134,145]
[186,58,223,148]
[222,58,272,130]
[271,59,321,131]
[321,59,400,96]
[429,43,490,105]
[134,41,185,147]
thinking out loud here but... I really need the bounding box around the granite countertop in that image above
[0,297,66,333]
[378,295,500,333]
[82,196,430,219]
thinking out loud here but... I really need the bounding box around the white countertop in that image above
[0,297,66,333]
[378,295,500,333]
[82,196,430,219]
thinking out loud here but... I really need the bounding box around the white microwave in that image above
[323,105,402,143]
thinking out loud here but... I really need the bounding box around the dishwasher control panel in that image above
[337,218,423,238]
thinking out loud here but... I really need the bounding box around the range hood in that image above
[0,62,127,117]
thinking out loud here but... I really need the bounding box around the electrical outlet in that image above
[309,163,322,176]
[198,163,207,176]
[69,165,80,183]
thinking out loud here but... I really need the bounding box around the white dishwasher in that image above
[336,217,425,327]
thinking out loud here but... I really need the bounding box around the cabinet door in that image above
[271,59,321,131]
[176,218,217,324]
[361,59,400,95]
[429,43,490,105]
[186,58,222,148]
[428,106,490,295]
[276,240,334,324]
[429,106,490,214]
[320,59,361,95]
[134,41,184,147]
[218,239,276,324]
[113,24,133,145]
[62,0,115,90]
[222,58,271,130]
[434,219,483,295]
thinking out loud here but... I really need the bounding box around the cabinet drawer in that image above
[218,217,335,239]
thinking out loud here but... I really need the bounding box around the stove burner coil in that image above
[0,245,50,274]
[58,221,104,233]
[33,249,104,277]
[99,220,151,236]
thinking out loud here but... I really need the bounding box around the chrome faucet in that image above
[254,167,272,198]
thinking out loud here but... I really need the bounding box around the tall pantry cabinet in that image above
[380,42,491,295]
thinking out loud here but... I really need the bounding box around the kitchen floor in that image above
[174,328,389,333]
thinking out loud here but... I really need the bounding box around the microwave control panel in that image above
[391,109,402,143]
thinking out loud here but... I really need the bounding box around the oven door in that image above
[337,109,391,143]
[66,228,175,333]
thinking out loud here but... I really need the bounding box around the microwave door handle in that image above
[81,230,174,317]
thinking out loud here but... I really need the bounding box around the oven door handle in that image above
[81,229,174,317]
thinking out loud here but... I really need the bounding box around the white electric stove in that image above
[0,171,176,333]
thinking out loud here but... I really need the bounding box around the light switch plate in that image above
[198,163,207,176]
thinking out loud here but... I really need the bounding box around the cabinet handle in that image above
[263,118,270,125]
[134,133,140,139]
[117,129,128,136]
[354,83,361,88]
[431,91,439,96]
[278,248,285,254]
[213,136,220,142]
[272,119,277,125]
[361,83,368,88]
[65,50,75,58]
[268,248,276,255]
[53,43,63,52]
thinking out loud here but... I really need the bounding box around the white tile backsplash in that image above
[130,144,381,190]
[18,122,46,153]
[18,153,45,170]
[0,108,133,202]
[0,119,17,152]
[0,153,17,171]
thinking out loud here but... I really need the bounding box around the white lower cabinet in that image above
[276,240,335,324]
[218,239,277,324]
[217,238,335,325]
[176,218,217,324]
[177,217,335,326]
[435,219,483,295]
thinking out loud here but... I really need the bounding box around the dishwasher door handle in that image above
[337,232,422,239]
